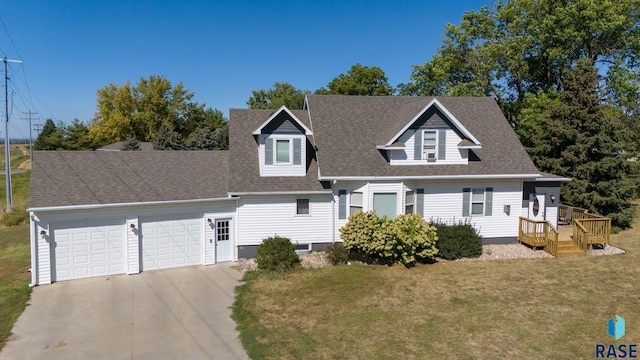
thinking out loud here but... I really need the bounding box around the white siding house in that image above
[27,95,567,285]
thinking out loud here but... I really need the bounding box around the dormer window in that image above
[422,130,437,161]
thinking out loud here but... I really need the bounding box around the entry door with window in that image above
[529,193,546,221]
[215,219,234,262]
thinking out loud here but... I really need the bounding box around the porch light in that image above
[207,218,212,224]
[550,195,556,203]
[39,230,46,239]
[130,223,136,231]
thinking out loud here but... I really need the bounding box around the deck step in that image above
[554,240,586,257]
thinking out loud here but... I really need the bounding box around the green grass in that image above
[0,171,30,226]
[0,224,32,351]
[0,145,30,170]
[233,213,640,359]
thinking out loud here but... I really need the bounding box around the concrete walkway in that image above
[0,263,249,360]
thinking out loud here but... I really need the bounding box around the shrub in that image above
[339,211,438,267]
[255,236,300,272]
[431,221,483,260]
[324,242,349,265]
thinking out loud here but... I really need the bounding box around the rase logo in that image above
[596,315,637,359]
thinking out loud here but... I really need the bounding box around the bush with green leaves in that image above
[255,236,300,272]
[431,220,483,260]
[324,242,349,265]
[339,211,438,267]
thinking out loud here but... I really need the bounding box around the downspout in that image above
[331,190,335,243]
[28,211,37,287]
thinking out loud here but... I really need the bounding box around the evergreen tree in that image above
[120,136,141,151]
[524,60,637,229]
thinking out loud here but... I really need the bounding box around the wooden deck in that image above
[518,206,611,257]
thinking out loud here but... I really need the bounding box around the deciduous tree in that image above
[318,63,395,96]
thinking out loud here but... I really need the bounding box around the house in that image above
[27,95,568,285]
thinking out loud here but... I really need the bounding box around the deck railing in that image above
[573,217,611,250]
[558,204,589,224]
[559,204,611,250]
[518,217,559,256]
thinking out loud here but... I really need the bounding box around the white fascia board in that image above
[376,145,404,150]
[228,191,333,196]
[320,174,543,181]
[458,145,482,149]
[386,98,481,147]
[27,197,233,213]
[251,105,313,135]
[535,176,571,182]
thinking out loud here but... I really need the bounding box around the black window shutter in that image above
[416,188,424,217]
[438,130,446,160]
[462,188,471,216]
[338,190,347,219]
[414,130,422,160]
[293,138,302,165]
[485,187,493,216]
[265,138,273,165]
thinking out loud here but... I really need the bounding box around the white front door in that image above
[215,219,234,262]
[529,193,546,221]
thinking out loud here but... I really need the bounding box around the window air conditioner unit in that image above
[426,152,436,161]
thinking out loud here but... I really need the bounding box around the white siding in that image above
[126,218,139,274]
[237,195,333,246]
[258,134,307,177]
[419,180,522,238]
[389,128,468,165]
[36,222,51,285]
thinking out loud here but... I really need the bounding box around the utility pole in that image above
[3,56,23,212]
[33,123,42,136]
[21,111,38,162]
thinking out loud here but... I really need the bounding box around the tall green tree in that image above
[399,0,640,124]
[247,82,309,110]
[520,60,636,228]
[90,75,226,147]
[34,119,65,150]
[317,63,395,96]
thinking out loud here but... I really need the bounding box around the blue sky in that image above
[0,0,491,140]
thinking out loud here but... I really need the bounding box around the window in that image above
[350,192,363,215]
[422,130,437,161]
[373,193,397,218]
[216,220,230,242]
[276,139,290,163]
[405,191,415,214]
[296,199,309,215]
[471,189,484,215]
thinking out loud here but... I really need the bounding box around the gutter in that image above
[319,174,543,181]
[228,190,333,196]
[27,197,233,213]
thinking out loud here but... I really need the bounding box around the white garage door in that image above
[140,215,202,271]
[51,220,126,282]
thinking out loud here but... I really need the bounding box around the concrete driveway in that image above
[0,263,249,360]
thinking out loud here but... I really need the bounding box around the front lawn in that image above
[0,224,32,351]
[233,214,640,359]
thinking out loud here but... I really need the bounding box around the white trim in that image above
[385,98,481,147]
[376,145,405,150]
[29,212,37,287]
[28,197,232,213]
[228,191,333,196]
[252,105,313,135]
[535,177,571,182]
[319,174,542,181]
[458,145,482,149]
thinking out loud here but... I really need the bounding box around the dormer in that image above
[377,98,481,165]
[253,106,313,177]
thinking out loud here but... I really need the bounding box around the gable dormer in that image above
[377,98,481,165]
[253,106,313,177]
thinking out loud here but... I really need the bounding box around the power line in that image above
[3,56,23,211]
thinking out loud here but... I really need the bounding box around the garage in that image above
[51,219,126,282]
[140,215,203,271]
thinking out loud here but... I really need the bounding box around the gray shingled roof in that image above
[96,142,155,151]
[29,151,229,208]
[306,95,540,178]
[227,109,330,193]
